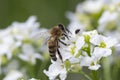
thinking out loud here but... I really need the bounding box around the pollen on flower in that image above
[99,41,106,48]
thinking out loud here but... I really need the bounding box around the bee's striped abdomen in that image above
[48,38,57,61]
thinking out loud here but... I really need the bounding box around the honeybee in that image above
[32,24,71,61]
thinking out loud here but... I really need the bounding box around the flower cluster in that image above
[0,16,47,80]
[44,25,118,80]
[66,0,120,56]
[43,0,120,79]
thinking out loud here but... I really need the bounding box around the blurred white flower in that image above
[66,12,85,30]
[18,44,43,65]
[0,16,43,64]
[3,60,19,73]
[9,16,40,41]
[98,11,118,32]
[0,16,48,80]
[99,11,118,24]
[3,70,23,80]
[76,0,104,13]
[0,28,21,60]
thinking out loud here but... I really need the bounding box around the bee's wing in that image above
[31,29,50,44]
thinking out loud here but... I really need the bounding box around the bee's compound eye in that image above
[75,29,80,34]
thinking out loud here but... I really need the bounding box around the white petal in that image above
[22,44,35,54]
[29,78,38,80]
[89,64,101,70]
[90,35,104,45]
[44,61,66,80]
[59,68,67,80]
[69,57,80,63]
[18,54,29,62]
[80,56,92,66]
[77,0,104,13]
[104,37,118,48]
[34,53,43,60]
[92,47,112,61]
[83,30,98,38]
[76,36,85,50]
[3,70,23,80]
[115,43,120,47]
[99,11,118,25]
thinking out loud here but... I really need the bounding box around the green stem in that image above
[80,71,93,80]
[102,58,111,80]
[92,70,98,80]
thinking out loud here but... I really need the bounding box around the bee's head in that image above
[58,24,65,32]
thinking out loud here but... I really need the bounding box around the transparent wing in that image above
[30,29,50,44]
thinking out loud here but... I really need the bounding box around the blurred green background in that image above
[1,1,120,80]
[0,0,82,29]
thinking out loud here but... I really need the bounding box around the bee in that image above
[32,24,71,61]
[47,24,71,61]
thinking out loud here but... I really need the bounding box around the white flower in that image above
[79,47,112,70]
[3,70,23,80]
[18,44,43,65]
[92,47,112,60]
[44,59,67,80]
[80,56,101,70]
[73,30,117,70]
[90,34,118,48]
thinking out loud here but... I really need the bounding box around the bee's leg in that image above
[59,39,69,46]
[57,48,63,62]
[63,34,69,40]
[56,41,63,62]
[65,28,72,34]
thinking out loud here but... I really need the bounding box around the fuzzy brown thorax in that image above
[50,26,62,38]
